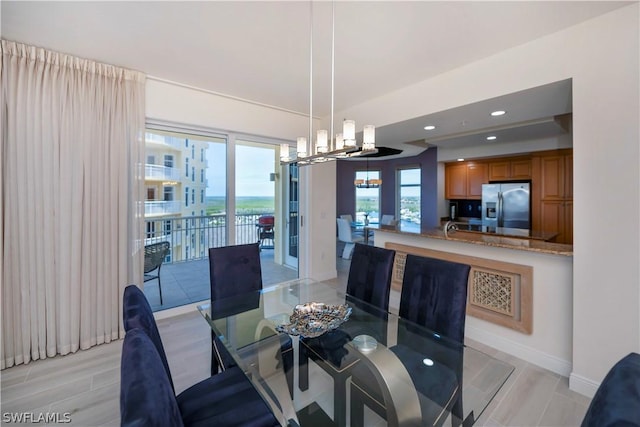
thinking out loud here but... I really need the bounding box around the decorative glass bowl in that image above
[276,302,352,338]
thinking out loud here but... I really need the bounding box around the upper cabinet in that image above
[488,158,532,181]
[445,162,488,200]
[445,150,572,244]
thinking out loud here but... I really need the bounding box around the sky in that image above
[206,141,276,198]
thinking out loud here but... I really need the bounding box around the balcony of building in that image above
[145,163,182,182]
[144,200,182,217]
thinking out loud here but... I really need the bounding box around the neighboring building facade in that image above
[144,131,209,262]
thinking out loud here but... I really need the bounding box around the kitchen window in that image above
[355,170,380,223]
[397,167,421,229]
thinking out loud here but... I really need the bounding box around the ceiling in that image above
[1,1,630,156]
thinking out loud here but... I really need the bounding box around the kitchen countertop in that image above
[372,225,573,256]
[449,223,558,241]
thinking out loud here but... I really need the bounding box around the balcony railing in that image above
[145,164,181,181]
[144,213,273,263]
[145,201,182,216]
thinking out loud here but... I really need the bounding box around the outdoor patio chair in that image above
[256,215,275,249]
[144,241,170,305]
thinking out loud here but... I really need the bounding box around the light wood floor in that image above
[1,258,591,426]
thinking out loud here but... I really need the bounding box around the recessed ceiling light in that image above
[491,110,506,117]
[457,158,465,162]
[424,125,436,130]
[486,135,497,140]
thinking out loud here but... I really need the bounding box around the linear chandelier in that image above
[280,2,377,166]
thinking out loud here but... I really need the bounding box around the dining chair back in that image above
[380,214,395,225]
[208,243,263,373]
[581,352,640,427]
[144,241,170,305]
[350,254,471,427]
[299,243,396,427]
[399,254,471,343]
[121,328,184,427]
[209,242,262,300]
[339,214,354,223]
[208,243,294,397]
[337,217,364,259]
[347,243,395,312]
[120,328,281,427]
[123,284,174,392]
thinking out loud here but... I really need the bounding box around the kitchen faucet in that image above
[444,220,458,238]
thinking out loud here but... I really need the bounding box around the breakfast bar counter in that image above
[368,224,572,256]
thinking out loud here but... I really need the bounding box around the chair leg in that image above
[157,265,163,305]
[298,343,309,391]
[342,242,355,259]
[211,331,221,375]
[281,347,294,399]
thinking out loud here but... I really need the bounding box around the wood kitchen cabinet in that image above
[445,163,468,199]
[532,149,573,244]
[488,158,532,181]
[445,162,488,199]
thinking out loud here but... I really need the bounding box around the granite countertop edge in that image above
[375,227,574,257]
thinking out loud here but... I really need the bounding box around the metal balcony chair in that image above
[144,241,170,305]
[256,215,275,250]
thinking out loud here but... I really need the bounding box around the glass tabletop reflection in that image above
[198,278,513,427]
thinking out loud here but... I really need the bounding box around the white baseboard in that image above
[466,324,572,377]
[153,300,208,321]
[569,373,599,398]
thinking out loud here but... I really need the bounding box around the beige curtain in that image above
[1,40,145,369]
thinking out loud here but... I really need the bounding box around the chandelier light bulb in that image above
[316,129,328,154]
[343,119,356,147]
[363,125,376,150]
[280,143,290,161]
[297,137,308,158]
[335,133,344,150]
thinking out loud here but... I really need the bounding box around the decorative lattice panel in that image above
[470,269,516,316]
[385,242,532,334]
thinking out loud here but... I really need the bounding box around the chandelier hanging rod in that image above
[280,1,377,166]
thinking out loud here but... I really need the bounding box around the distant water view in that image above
[206,196,275,215]
[205,195,420,223]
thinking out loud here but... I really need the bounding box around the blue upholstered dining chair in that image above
[350,254,471,427]
[298,243,396,426]
[121,285,280,427]
[581,352,640,427]
[208,243,294,397]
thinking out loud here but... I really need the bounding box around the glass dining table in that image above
[198,278,513,427]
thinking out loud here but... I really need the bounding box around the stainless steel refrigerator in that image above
[481,182,531,229]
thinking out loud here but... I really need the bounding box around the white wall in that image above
[333,4,640,396]
[298,161,338,282]
[146,79,311,140]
